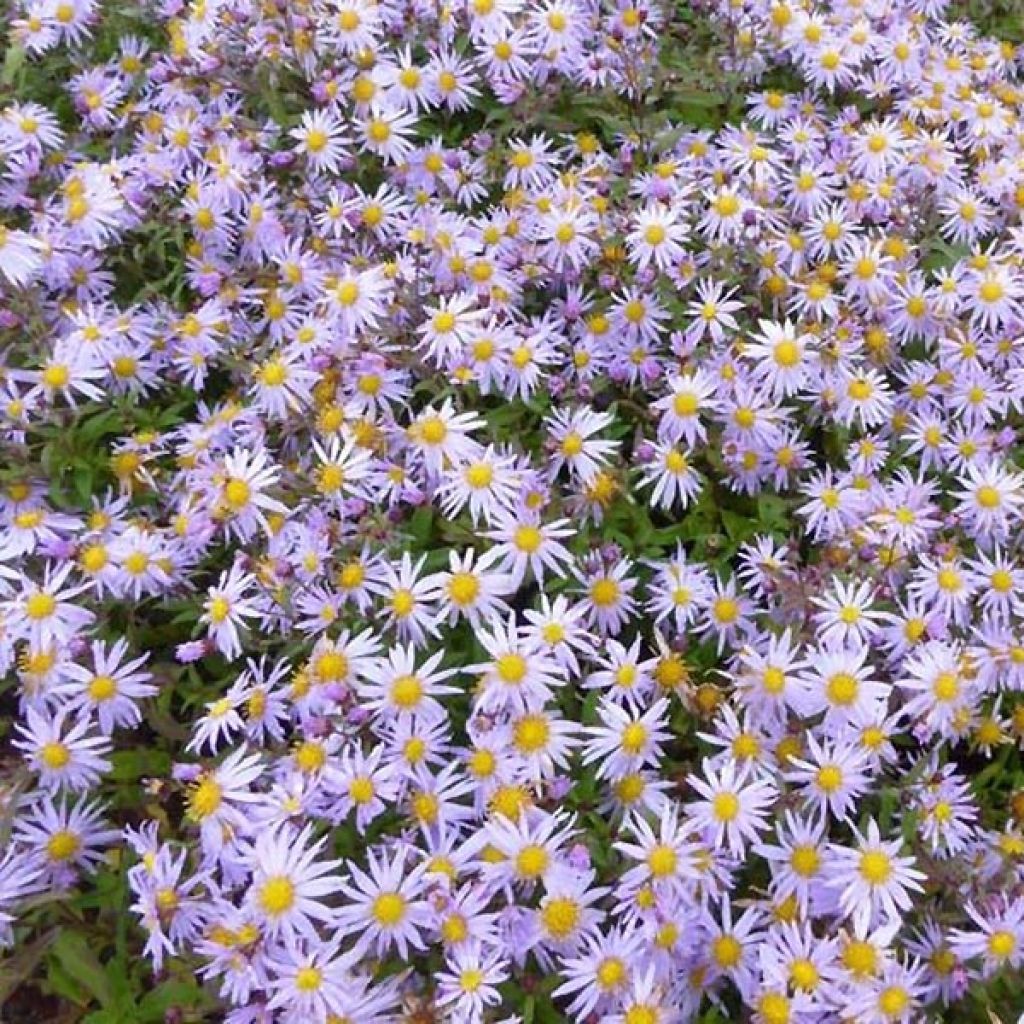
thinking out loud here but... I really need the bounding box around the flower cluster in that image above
[3,0,1024,1020]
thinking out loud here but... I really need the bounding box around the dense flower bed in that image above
[2,0,1024,1020]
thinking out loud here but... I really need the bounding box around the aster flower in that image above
[336,844,432,958]
[14,708,111,793]
[244,825,344,941]
[687,757,778,854]
[62,637,155,734]
[828,820,926,931]
[949,898,1024,978]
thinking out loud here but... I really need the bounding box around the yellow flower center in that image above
[187,776,222,820]
[790,844,820,877]
[977,485,1002,509]
[25,592,57,620]
[712,934,742,967]
[878,986,909,1018]
[826,672,858,706]
[349,777,374,804]
[88,675,117,701]
[516,844,549,878]
[419,416,447,445]
[596,956,627,990]
[858,849,893,884]
[514,714,550,752]
[372,891,406,926]
[712,791,740,822]
[40,742,70,769]
[590,578,619,607]
[759,993,791,1024]
[258,876,296,916]
[647,844,677,878]
[47,829,81,861]
[621,722,647,754]
[932,672,960,702]
[295,966,322,991]
[541,897,580,939]
[790,958,819,991]
[989,930,1017,959]
[391,674,423,709]
[223,477,251,509]
[496,653,527,684]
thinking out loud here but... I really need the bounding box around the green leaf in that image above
[522,994,536,1024]
[138,979,211,1022]
[110,747,172,782]
[1,45,26,86]
[720,508,757,544]
[0,928,58,1004]
[51,931,114,1008]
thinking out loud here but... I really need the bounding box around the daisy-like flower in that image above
[967,264,1022,331]
[184,746,264,854]
[639,439,702,510]
[418,293,485,365]
[522,594,595,677]
[327,265,392,335]
[291,109,348,174]
[437,445,520,525]
[244,825,344,940]
[615,803,697,896]
[265,938,362,1020]
[954,460,1024,537]
[949,898,1024,978]
[468,614,566,714]
[577,558,638,636]
[811,579,884,646]
[214,447,288,542]
[584,635,656,708]
[13,795,119,885]
[785,732,871,822]
[63,637,155,734]
[0,849,41,947]
[372,553,442,647]
[686,279,743,343]
[686,757,778,854]
[845,959,930,1024]
[337,844,431,958]
[199,563,263,661]
[898,641,976,738]
[358,104,418,164]
[530,868,607,952]
[583,697,671,780]
[436,942,508,1021]
[654,368,720,446]
[828,819,926,931]
[358,644,459,722]
[478,810,575,890]
[435,547,514,626]
[755,811,832,918]
[734,630,809,723]
[309,433,374,506]
[553,924,646,1018]
[5,562,93,650]
[483,511,575,584]
[626,204,688,272]
[743,319,814,399]
[545,406,618,485]
[796,641,888,727]
[407,400,485,476]
[13,708,111,793]
[0,225,44,287]
[704,897,765,994]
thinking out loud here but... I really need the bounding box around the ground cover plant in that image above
[2,0,1024,1020]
